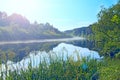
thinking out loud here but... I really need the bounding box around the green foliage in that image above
[0,53,99,80]
[0,51,120,80]
[65,26,93,38]
[99,58,120,80]
[115,52,120,59]
[111,15,120,24]
[92,1,120,57]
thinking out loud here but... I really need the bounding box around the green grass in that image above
[0,52,120,80]
[99,58,120,80]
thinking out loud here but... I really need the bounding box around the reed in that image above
[1,51,119,80]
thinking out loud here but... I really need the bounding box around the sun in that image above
[5,0,37,15]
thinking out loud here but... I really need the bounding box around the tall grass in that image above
[0,51,120,80]
[0,53,100,80]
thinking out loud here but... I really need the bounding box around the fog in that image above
[0,37,85,45]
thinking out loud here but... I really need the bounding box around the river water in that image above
[0,43,100,72]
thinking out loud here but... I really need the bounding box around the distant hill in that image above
[64,26,93,37]
[0,12,70,41]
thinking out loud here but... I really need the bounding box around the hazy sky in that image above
[0,0,118,31]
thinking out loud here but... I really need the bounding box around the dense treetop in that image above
[92,1,120,58]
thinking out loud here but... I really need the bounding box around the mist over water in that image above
[0,37,85,45]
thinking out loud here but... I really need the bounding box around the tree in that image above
[92,1,120,57]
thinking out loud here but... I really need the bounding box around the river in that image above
[0,42,100,73]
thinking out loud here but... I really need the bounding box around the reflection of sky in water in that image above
[0,43,100,73]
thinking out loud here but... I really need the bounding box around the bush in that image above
[115,52,120,59]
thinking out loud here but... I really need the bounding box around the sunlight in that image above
[5,0,38,15]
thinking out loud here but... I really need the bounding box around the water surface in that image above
[0,43,100,72]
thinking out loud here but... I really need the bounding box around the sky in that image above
[0,0,118,31]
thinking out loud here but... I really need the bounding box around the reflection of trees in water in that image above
[0,42,59,62]
[0,40,95,62]
[67,40,95,50]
